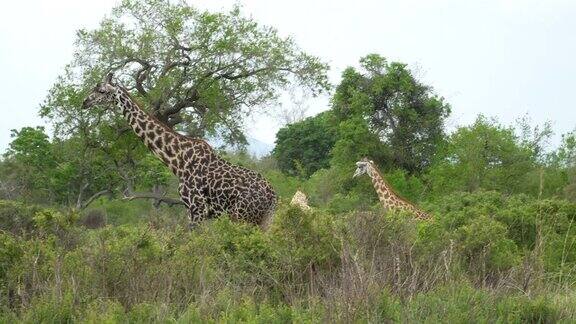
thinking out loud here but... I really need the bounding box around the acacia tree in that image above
[41,0,329,206]
[44,0,328,143]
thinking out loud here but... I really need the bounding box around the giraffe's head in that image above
[353,157,375,178]
[82,73,117,109]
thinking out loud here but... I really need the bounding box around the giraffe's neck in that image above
[367,165,429,219]
[367,166,395,206]
[112,87,182,174]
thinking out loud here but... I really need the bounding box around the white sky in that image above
[1,0,575,153]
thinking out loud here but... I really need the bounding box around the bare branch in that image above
[160,55,191,77]
[122,188,184,207]
[216,66,271,81]
[159,89,199,120]
[134,61,152,99]
[78,189,112,209]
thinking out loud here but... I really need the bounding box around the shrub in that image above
[0,232,23,306]
[82,298,126,323]
[71,225,169,307]
[0,191,575,322]
[304,168,340,206]
[80,209,107,229]
[384,169,427,203]
[271,206,341,274]
[432,191,576,278]
[405,283,560,323]
[183,217,278,292]
[327,193,375,214]
[456,215,520,274]
[33,208,79,234]
[375,289,401,323]
[22,292,76,324]
[518,297,560,324]
[263,170,303,202]
[0,200,42,235]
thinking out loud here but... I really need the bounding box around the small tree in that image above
[2,127,56,203]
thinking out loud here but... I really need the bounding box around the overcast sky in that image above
[1,0,575,153]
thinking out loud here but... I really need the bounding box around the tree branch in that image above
[215,66,271,81]
[134,61,152,99]
[160,57,191,77]
[158,88,199,120]
[78,189,112,209]
[122,188,184,207]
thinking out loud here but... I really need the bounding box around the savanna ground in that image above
[2,0,576,322]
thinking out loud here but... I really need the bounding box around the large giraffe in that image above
[353,157,430,220]
[82,73,277,229]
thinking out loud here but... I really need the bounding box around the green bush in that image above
[304,168,340,206]
[88,199,150,226]
[263,170,303,202]
[430,191,576,277]
[375,289,401,323]
[384,169,427,203]
[456,215,520,273]
[518,297,560,324]
[180,217,278,292]
[33,208,79,234]
[270,205,341,274]
[327,193,375,214]
[0,232,21,278]
[22,292,75,324]
[0,200,42,235]
[82,298,126,323]
[0,232,23,306]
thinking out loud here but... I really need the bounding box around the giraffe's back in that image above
[192,155,277,226]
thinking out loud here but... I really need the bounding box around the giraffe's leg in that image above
[187,193,209,228]
[179,181,208,229]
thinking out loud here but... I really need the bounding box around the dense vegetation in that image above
[0,191,575,322]
[2,0,576,322]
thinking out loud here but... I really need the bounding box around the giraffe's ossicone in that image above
[353,157,430,220]
[83,73,278,229]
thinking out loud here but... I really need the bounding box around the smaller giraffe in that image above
[353,158,430,220]
[290,190,311,211]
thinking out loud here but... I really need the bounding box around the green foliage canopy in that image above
[429,116,546,195]
[1,127,57,203]
[273,111,336,177]
[332,54,451,173]
[42,0,329,145]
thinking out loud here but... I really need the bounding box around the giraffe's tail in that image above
[260,205,276,231]
[259,195,278,231]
